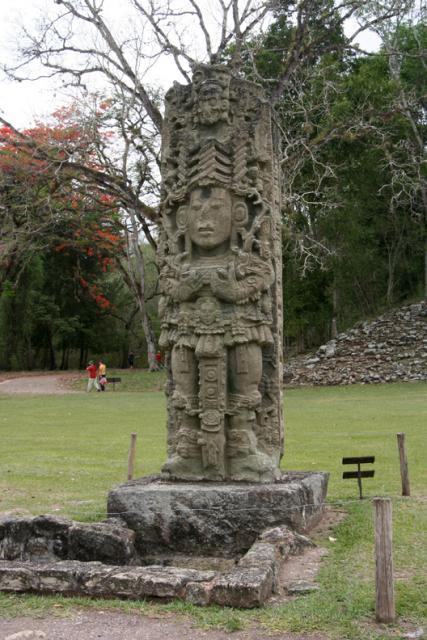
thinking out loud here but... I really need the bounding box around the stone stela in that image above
[0,66,329,609]
[158,64,284,483]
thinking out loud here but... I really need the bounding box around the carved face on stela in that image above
[188,187,233,251]
[176,186,249,256]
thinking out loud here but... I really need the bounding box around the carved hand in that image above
[175,269,204,301]
[210,265,240,302]
[211,261,272,302]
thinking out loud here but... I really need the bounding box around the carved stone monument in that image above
[0,67,329,610]
[157,64,283,483]
[107,64,328,570]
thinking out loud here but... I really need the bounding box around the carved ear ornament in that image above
[176,206,188,232]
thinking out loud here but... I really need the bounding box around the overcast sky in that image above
[0,0,183,127]
[0,0,381,129]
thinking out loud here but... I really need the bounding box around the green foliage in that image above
[243,9,427,351]
[0,241,135,370]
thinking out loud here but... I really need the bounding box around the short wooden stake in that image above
[397,433,410,496]
[127,432,137,481]
[374,497,396,623]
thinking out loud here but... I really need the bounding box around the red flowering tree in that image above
[0,101,160,369]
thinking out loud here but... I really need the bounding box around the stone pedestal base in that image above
[0,473,329,608]
[107,472,329,557]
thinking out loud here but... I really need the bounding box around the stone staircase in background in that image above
[284,300,427,386]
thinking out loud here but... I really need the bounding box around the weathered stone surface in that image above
[0,515,317,608]
[137,566,217,599]
[0,563,34,591]
[184,580,213,606]
[5,632,46,640]
[259,525,314,557]
[286,580,320,595]
[238,542,277,569]
[107,472,328,556]
[0,515,137,566]
[139,569,189,598]
[0,560,218,601]
[33,561,79,593]
[286,301,427,386]
[238,542,279,591]
[158,64,283,483]
[68,522,136,565]
[0,515,71,562]
[211,566,274,608]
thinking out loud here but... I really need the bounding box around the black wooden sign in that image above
[342,456,375,499]
[108,376,122,391]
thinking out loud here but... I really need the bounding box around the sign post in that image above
[342,456,375,499]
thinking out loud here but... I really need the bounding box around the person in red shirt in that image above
[155,351,163,368]
[86,360,100,392]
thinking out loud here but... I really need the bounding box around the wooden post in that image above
[127,432,137,481]
[357,461,363,499]
[397,433,410,496]
[374,497,395,623]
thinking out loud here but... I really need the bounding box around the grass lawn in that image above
[0,375,426,639]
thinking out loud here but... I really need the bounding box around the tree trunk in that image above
[424,231,427,299]
[122,211,159,372]
[331,281,338,339]
[48,331,57,370]
[25,335,35,370]
[386,253,395,307]
[60,346,70,370]
[122,342,130,368]
[60,346,66,370]
[142,311,158,371]
[79,342,88,370]
[384,195,404,308]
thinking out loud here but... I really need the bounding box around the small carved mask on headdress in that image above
[197,82,229,125]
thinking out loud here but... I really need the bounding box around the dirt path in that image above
[0,373,80,395]
[0,610,326,640]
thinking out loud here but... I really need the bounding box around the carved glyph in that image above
[158,65,283,482]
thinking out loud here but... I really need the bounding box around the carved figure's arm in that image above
[210,259,274,303]
[170,269,204,302]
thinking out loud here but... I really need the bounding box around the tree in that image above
[0,104,163,369]
[378,20,427,297]
[1,0,424,358]
[0,114,133,369]
[244,1,426,348]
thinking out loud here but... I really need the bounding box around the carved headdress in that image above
[161,64,276,207]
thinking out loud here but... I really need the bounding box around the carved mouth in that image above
[198,227,214,234]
